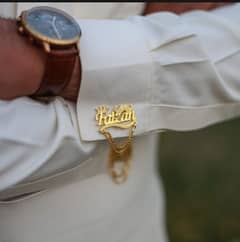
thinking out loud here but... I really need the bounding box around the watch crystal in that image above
[25,7,81,41]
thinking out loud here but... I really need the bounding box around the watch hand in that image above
[51,16,61,39]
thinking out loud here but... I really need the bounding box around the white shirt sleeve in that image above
[1,3,240,192]
[0,97,96,192]
[77,3,240,141]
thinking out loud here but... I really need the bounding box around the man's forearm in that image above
[0,18,46,99]
[0,3,232,102]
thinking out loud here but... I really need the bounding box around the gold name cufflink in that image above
[95,104,137,184]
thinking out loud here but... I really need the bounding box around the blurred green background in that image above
[158,118,240,242]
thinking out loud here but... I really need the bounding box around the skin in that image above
[143,2,232,15]
[0,18,45,99]
[0,2,234,102]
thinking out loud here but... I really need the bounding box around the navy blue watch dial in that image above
[25,7,81,41]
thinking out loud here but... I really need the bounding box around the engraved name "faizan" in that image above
[96,104,137,132]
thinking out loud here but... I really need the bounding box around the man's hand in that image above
[143,2,233,15]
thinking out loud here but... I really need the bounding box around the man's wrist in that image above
[0,17,46,99]
[0,17,81,101]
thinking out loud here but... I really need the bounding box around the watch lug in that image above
[18,26,24,34]
[43,42,51,53]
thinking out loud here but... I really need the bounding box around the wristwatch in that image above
[16,6,82,98]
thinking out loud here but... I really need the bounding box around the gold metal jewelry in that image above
[96,104,137,184]
[19,7,81,47]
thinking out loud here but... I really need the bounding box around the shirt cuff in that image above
[75,13,206,141]
[76,18,153,141]
[75,10,240,142]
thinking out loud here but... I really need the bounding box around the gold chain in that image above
[108,144,132,184]
[102,126,135,184]
[102,125,136,154]
[95,104,137,184]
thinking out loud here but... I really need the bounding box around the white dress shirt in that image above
[1,3,240,242]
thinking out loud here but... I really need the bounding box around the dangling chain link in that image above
[101,125,136,184]
[109,143,132,184]
[95,104,137,184]
[102,125,136,154]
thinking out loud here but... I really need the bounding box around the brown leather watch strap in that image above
[33,44,79,97]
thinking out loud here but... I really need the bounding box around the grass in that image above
[158,117,240,242]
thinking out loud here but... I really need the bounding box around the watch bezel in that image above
[21,6,81,46]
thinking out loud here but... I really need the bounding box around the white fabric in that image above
[78,5,240,140]
[0,2,240,242]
